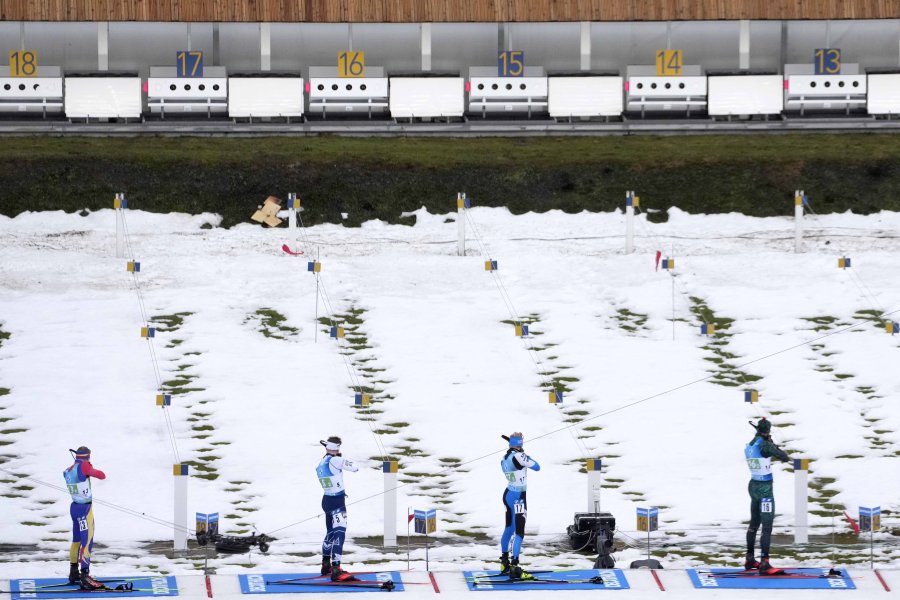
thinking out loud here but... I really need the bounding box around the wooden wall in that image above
[2,0,898,22]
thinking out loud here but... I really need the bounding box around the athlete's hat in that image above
[750,418,771,435]
[70,446,91,460]
[508,432,524,448]
[320,436,342,452]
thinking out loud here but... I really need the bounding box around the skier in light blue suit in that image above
[499,432,540,580]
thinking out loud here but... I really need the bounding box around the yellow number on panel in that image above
[825,48,841,74]
[338,51,365,78]
[655,49,682,76]
[814,48,841,75]
[9,50,38,77]
[498,51,524,77]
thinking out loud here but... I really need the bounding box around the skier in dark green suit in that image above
[744,417,790,575]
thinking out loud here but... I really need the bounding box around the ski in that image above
[1,587,169,594]
[266,580,395,591]
[707,569,845,580]
[471,576,604,586]
[268,570,411,584]
[32,580,130,590]
[469,569,561,578]
[281,244,304,256]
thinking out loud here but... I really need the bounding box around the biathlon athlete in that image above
[498,432,540,580]
[63,446,106,590]
[744,418,791,575]
[316,436,359,582]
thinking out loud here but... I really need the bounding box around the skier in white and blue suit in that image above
[316,436,359,582]
[499,432,540,579]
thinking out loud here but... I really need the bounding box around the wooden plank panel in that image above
[4,0,900,22]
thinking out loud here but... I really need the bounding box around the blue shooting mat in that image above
[687,568,855,590]
[9,576,178,598]
[463,569,629,591]
[239,572,405,594]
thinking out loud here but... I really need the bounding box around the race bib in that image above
[331,510,348,528]
[513,499,526,516]
[761,498,773,513]
[78,516,89,532]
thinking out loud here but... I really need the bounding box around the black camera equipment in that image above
[566,512,616,568]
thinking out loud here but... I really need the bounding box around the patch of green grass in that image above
[251,308,299,339]
[803,316,838,332]
[690,298,762,387]
[447,529,491,541]
[613,308,648,333]
[153,312,193,331]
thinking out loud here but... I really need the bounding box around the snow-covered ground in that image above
[0,205,897,583]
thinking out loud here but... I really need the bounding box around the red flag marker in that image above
[844,511,860,535]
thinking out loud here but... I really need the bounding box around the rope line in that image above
[463,207,592,460]
[265,290,900,533]
[120,207,181,465]
[804,199,890,329]
[291,207,390,463]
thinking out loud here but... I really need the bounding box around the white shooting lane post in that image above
[625,191,638,254]
[114,193,127,258]
[260,23,271,71]
[383,461,398,548]
[794,190,805,253]
[420,23,432,72]
[287,193,299,229]
[98,22,109,71]
[457,192,469,256]
[793,458,809,544]
[174,463,189,552]
[580,22,591,71]
[739,20,750,70]
[586,459,602,512]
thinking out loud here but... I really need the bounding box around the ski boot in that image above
[320,557,332,576]
[68,563,80,585]
[758,558,785,576]
[79,570,106,591]
[330,564,358,582]
[509,558,535,581]
[743,555,760,571]
[499,552,511,576]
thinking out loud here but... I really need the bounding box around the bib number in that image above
[761,498,773,513]
[319,477,333,489]
[513,499,526,516]
[747,458,760,470]
[77,516,89,532]
[331,510,348,528]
